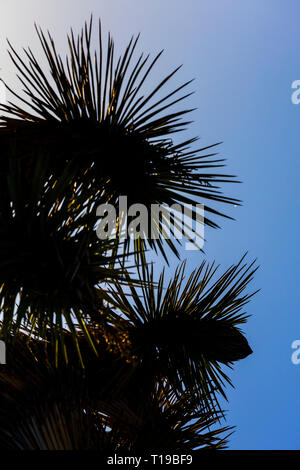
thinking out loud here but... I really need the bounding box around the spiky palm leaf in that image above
[0,332,127,450]
[0,330,229,450]
[102,382,232,452]
[108,255,258,416]
[0,139,133,357]
[0,16,240,263]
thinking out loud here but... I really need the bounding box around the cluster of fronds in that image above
[0,16,257,451]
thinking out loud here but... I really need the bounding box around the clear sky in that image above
[1,0,300,450]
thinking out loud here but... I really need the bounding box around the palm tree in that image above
[0,16,257,451]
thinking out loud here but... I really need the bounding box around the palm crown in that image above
[0,16,257,451]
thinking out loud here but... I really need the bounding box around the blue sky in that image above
[1,0,300,450]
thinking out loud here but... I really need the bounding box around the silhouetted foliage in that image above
[0,16,257,451]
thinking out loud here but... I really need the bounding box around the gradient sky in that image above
[1,0,300,450]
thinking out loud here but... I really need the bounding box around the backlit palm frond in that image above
[0,330,228,451]
[0,16,240,263]
[109,255,258,416]
[0,330,128,450]
[100,382,232,452]
[0,142,132,358]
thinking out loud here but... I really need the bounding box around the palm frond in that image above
[0,331,229,450]
[0,141,134,355]
[0,16,240,263]
[108,255,258,416]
